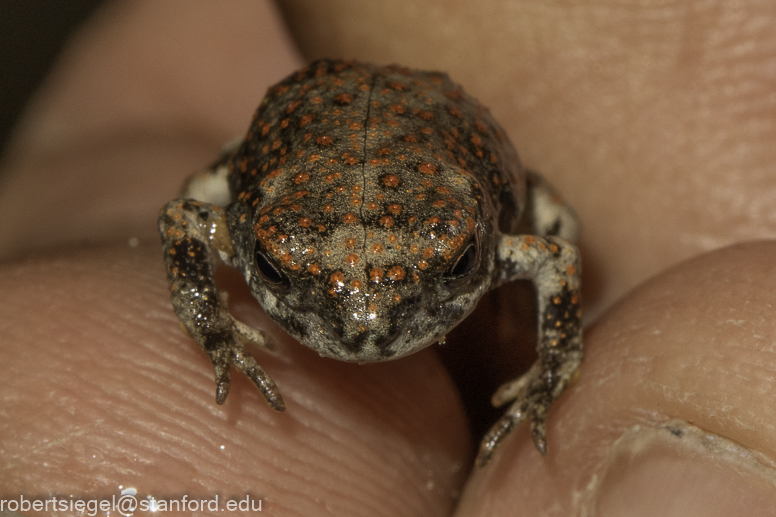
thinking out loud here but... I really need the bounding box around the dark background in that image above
[1,0,104,156]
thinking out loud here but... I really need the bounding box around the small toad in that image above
[159,59,582,466]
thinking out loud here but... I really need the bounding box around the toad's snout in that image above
[308,285,419,362]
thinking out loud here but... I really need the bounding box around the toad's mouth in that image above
[259,283,480,363]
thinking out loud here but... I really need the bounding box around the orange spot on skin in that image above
[308,263,321,274]
[317,135,334,146]
[380,216,395,228]
[418,260,428,270]
[422,247,434,259]
[294,172,309,184]
[390,104,406,114]
[343,213,358,224]
[330,271,345,286]
[370,243,384,253]
[346,254,360,266]
[335,93,354,104]
[387,204,402,215]
[382,174,400,187]
[388,266,406,281]
[370,268,384,282]
[432,200,446,208]
[286,100,301,113]
[299,114,315,126]
[418,162,437,174]
[345,238,357,247]
[299,217,312,227]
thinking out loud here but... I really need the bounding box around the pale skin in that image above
[1,1,775,516]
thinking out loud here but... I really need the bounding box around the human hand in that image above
[1,1,775,516]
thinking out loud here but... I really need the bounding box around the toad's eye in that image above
[444,236,479,281]
[254,243,289,287]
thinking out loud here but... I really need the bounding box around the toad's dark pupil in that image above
[255,248,285,284]
[447,243,478,279]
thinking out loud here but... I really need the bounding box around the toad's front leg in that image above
[477,235,582,466]
[159,199,285,411]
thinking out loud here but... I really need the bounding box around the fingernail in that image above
[591,420,776,517]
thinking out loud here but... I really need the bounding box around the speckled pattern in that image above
[159,59,583,466]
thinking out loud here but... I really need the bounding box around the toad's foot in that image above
[160,198,284,411]
[476,353,582,467]
[205,321,285,411]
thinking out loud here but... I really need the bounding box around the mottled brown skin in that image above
[159,59,583,466]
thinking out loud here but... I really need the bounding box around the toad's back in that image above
[230,60,525,235]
